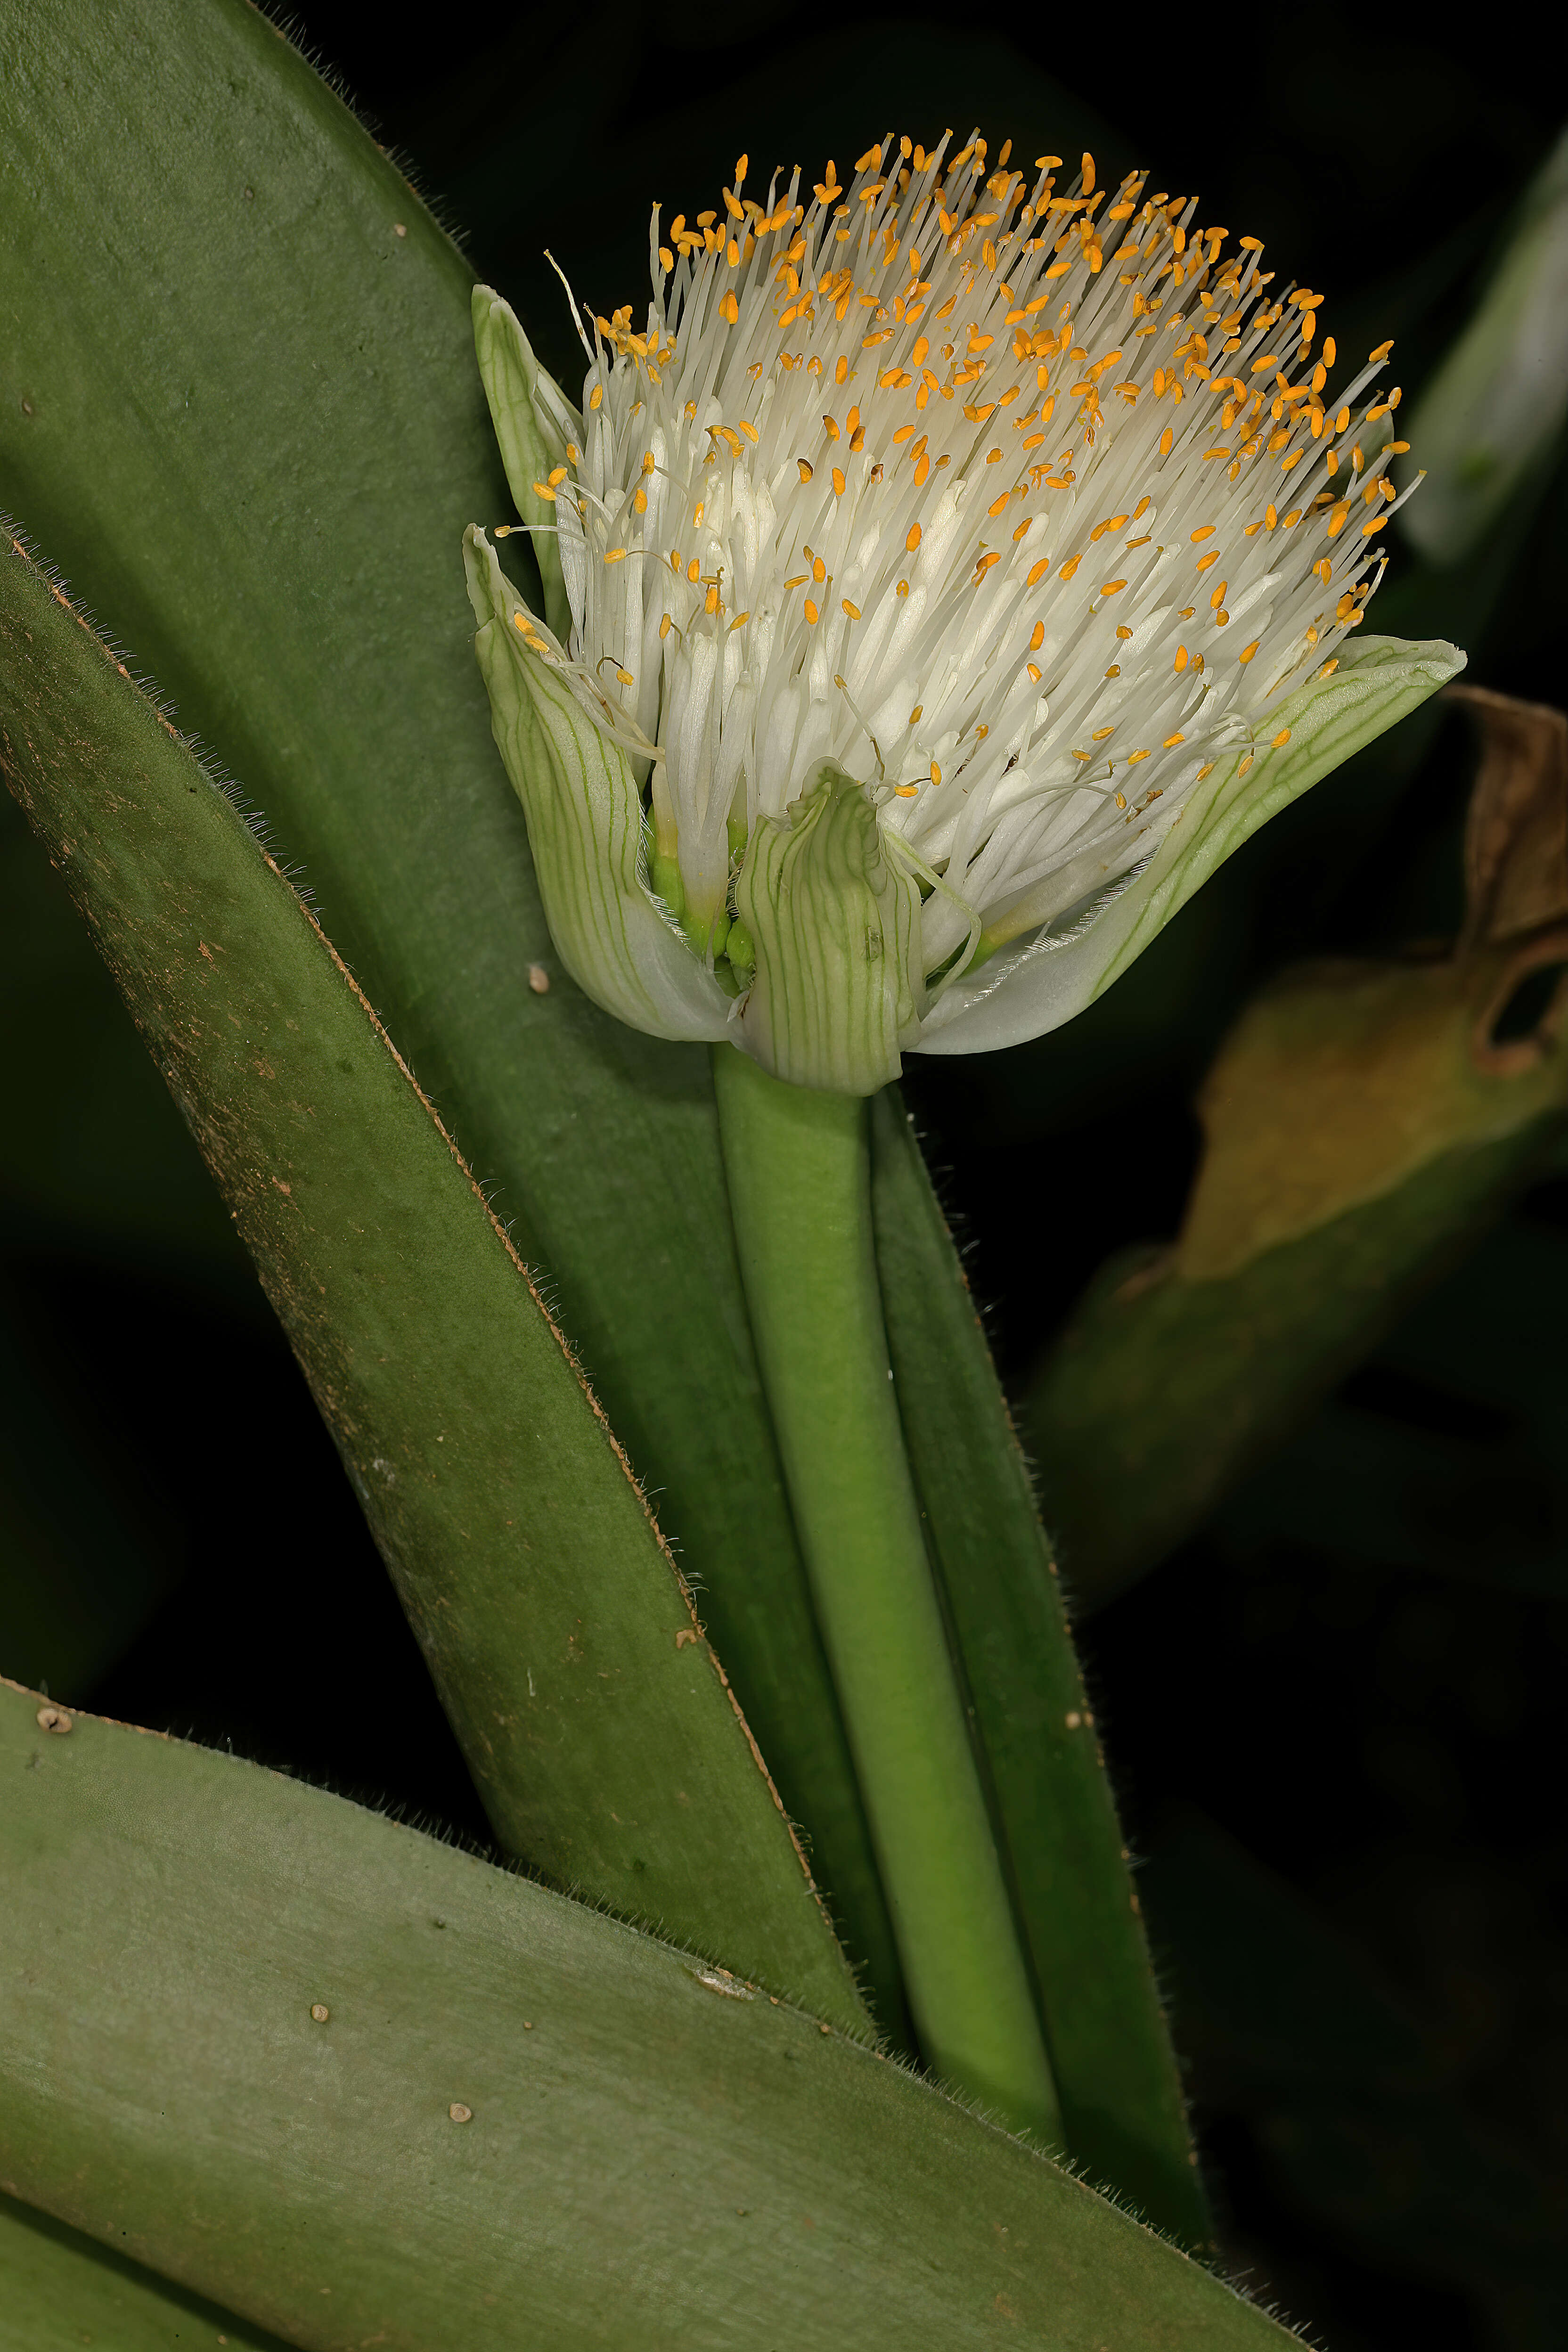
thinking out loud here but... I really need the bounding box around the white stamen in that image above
[538,133,1411,961]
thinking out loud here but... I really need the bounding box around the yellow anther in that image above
[841,599,860,620]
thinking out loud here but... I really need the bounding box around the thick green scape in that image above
[870,1096,1209,2246]
[0,1680,1296,2352]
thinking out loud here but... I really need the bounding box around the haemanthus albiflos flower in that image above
[465,132,1463,1093]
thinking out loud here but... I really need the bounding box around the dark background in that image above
[3,12,1565,2344]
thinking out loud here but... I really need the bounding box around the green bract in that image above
[464,530,732,1046]
[734,767,925,1092]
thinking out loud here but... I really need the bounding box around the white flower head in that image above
[466,132,1463,1093]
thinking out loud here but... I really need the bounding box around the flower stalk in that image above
[712,1041,1061,2138]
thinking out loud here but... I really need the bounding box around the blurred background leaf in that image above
[1399,128,1568,569]
[1025,691,1568,1609]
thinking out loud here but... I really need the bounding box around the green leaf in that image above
[0,0,898,2021]
[0,2195,291,2352]
[870,1094,1210,2247]
[0,527,859,2026]
[0,1679,1297,2352]
[923,635,1464,1056]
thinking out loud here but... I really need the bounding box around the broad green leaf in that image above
[0,0,898,2020]
[0,528,859,2026]
[0,2194,290,2352]
[0,1679,1296,2352]
[869,1094,1209,2248]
